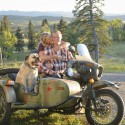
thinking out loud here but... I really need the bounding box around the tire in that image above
[0,87,12,125]
[85,89,124,125]
[0,68,19,76]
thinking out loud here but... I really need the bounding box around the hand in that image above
[48,70,54,75]
[54,46,60,51]
[56,55,62,60]
[53,55,62,60]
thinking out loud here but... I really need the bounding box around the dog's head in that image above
[25,53,39,69]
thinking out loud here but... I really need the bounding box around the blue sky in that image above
[0,0,125,14]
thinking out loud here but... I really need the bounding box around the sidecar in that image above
[0,69,82,124]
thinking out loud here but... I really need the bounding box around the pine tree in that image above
[15,27,25,51]
[41,19,51,33]
[1,16,10,31]
[57,18,68,41]
[27,20,36,50]
[73,0,111,62]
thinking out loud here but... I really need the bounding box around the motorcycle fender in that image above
[2,85,16,103]
[93,80,119,90]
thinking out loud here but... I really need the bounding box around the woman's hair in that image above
[40,32,51,40]
[40,32,51,46]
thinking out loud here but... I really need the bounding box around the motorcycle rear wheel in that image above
[0,87,11,125]
[85,89,124,125]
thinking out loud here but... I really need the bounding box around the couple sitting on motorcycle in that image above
[38,30,74,78]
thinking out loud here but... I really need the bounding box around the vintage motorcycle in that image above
[0,44,124,125]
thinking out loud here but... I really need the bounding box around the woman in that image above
[38,31,72,77]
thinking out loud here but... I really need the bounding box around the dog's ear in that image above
[25,55,29,61]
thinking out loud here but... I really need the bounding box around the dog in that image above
[15,53,39,93]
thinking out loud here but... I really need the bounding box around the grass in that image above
[99,41,125,72]
[10,110,88,125]
[99,57,125,73]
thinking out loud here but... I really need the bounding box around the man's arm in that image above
[39,51,61,60]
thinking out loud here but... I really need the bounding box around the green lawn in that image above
[10,110,88,125]
[99,41,125,72]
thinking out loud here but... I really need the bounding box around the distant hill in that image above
[0,10,73,17]
[103,14,125,21]
[0,15,73,31]
[0,10,125,31]
[0,10,125,21]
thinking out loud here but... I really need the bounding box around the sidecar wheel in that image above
[0,87,11,125]
[85,89,124,125]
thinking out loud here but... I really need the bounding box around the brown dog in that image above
[15,53,39,93]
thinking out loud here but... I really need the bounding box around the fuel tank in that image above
[39,78,81,107]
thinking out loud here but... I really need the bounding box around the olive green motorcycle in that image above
[0,44,124,125]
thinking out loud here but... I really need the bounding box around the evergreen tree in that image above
[27,20,36,50]
[2,16,10,31]
[15,27,25,51]
[73,0,111,62]
[53,23,58,32]
[41,19,51,33]
[0,21,4,32]
[66,21,80,46]
[57,18,68,41]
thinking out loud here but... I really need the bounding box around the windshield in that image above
[75,44,93,62]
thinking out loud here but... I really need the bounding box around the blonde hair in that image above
[40,32,51,46]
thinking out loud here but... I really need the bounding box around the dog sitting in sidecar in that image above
[0,53,82,125]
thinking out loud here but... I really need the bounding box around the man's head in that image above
[40,32,52,46]
[52,31,62,45]
[25,53,39,69]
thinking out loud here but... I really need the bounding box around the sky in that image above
[0,0,125,14]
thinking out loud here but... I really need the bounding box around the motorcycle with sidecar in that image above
[0,44,124,125]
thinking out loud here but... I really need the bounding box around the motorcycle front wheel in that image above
[85,89,124,125]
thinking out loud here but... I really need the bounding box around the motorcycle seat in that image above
[8,73,17,81]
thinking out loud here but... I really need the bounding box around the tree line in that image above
[0,0,125,62]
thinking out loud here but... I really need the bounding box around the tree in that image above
[1,16,10,31]
[41,19,51,33]
[57,18,68,41]
[73,0,111,62]
[66,21,80,46]
[0,16,17,60]
[0,31,17,58]
[15,27,25,51]
[109,19,123,42]
[27,20,36,50]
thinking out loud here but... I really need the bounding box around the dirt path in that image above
[101,72,125,82]
[101,72,125,100]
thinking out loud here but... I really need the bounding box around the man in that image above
[50,31,73,77]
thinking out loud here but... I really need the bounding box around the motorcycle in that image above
[0,44,124,125]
